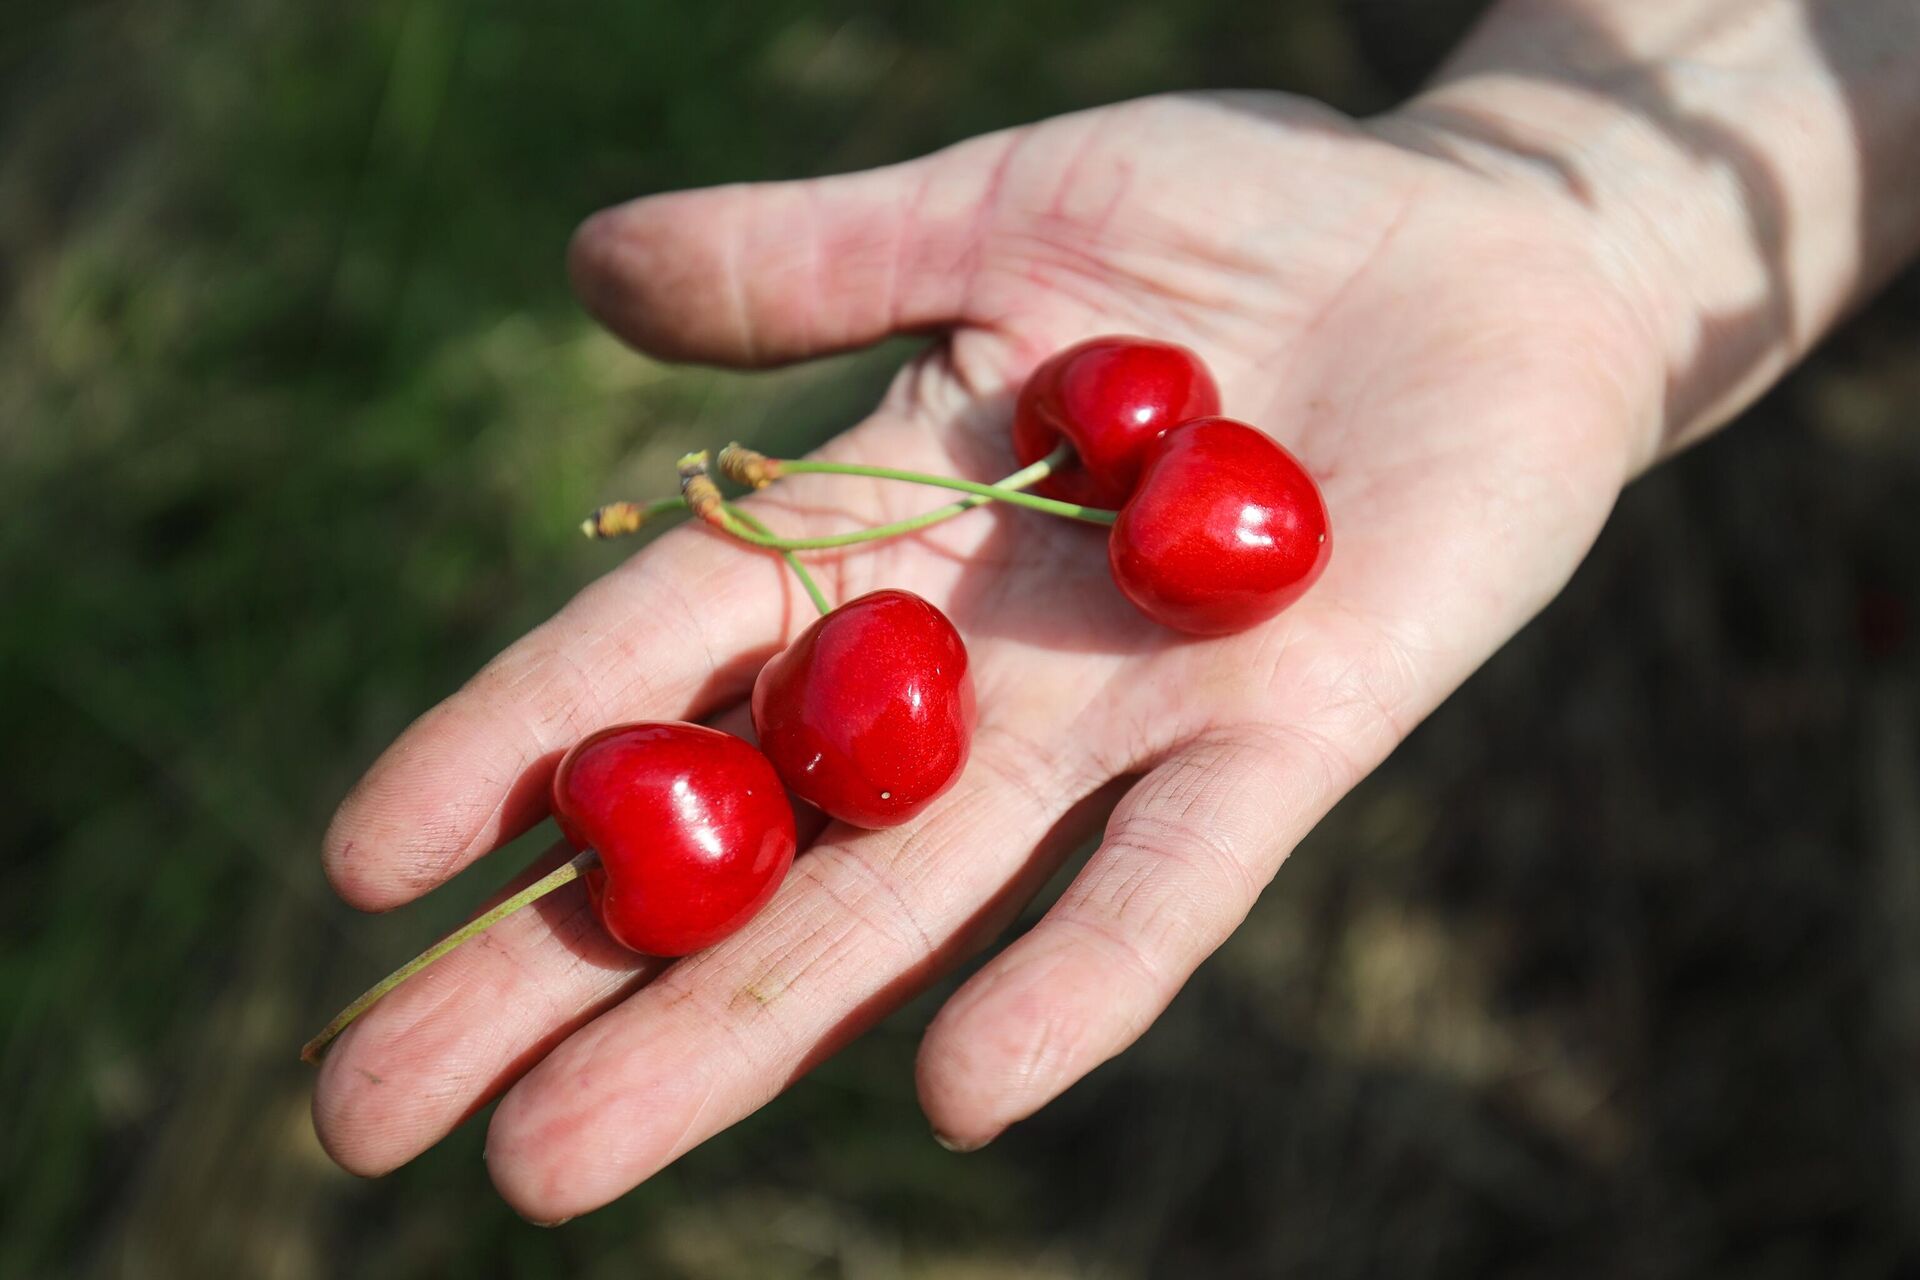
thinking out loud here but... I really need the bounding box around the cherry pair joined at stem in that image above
[560,592,976,935]
[302,587,975,1063]
[667,439,1328,638]
[304,604,974,1061]
[637,336,1331,635]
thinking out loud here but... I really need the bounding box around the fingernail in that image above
[534,1216,573,1229]
[933,1129,989,1153]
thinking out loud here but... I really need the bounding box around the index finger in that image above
[322,521,804,913]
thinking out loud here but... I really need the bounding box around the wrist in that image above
[1390,0,1920,458]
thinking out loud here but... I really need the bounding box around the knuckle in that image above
[795,840,937,960]
[1051,912,1170,1005]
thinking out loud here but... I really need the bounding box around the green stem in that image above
[579,496,685,539]
[708,446,1112,553]
[728,505,831,615]
[300,849,598,1065]
[622,496,684,522]
[776,456,1117,526]
[582,495,830,615]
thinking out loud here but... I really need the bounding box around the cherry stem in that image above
[683,442,1106,553]
[582,494,830,616]
[579,496,685,539]
[731,504,831,615]
[299,849,599,1065]
[735,443,1117,530]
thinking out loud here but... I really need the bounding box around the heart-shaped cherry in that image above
[551,722,797,955]
[753,589,975,828]
[1011,335,1221,508]
[1108,416,1331,635]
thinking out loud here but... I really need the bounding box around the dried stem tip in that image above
[677,450,724,524]
[717,442,783,489]
[582,502,649,539]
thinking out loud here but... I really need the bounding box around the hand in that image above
[311,91,1668,1220]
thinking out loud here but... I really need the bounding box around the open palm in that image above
[314,92,1662,1220]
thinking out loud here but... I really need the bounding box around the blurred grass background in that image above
[5,1,1920,1275]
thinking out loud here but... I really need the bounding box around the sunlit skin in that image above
[311,0,1920,1224]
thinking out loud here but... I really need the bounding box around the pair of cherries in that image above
[557,589,974,954]
[1014,335,1331,635]
[303,335,1327,1061]
[302,587,972,1060]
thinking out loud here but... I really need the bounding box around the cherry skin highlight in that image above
[1108,417,1331,636]
[753,589,976,829]
[1011,335,1221,507]
[551,722,797,956]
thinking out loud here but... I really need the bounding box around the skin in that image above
[311,0,1920,1223]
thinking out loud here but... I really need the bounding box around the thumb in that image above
[568,134,1009,367]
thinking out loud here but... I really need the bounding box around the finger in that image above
[312,838,662,1176]
[479,722,1109,1223]
[322,520,807,914]
[915,724,1367,1149]
[568,131,1015,366]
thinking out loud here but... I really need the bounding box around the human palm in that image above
[315,92,1659,1220]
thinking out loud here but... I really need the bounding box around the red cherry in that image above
[1011,335,1221,508]
[752,589,976,828]
[1108,417,1331,635]
[551,722,797,956]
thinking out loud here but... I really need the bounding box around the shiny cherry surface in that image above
[551,722,796,956]
[752,589,976,829]
[1011,335,1221,507]
[1108,416,1331,635]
